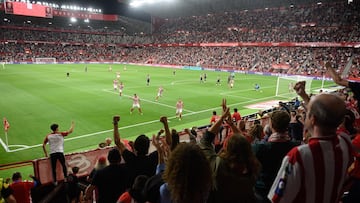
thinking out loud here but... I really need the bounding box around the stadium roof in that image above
[52,0,341,21]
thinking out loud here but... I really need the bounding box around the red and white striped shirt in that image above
[133,96,140,105]
[176,101,183,109]
[268,134,353,203]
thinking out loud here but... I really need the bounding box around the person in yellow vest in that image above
[0,177,16,203]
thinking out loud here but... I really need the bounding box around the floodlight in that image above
[130,1,142,7]
[70,17,77,23]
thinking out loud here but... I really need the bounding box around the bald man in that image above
[268,93,354,203]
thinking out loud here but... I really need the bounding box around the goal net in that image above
[275,75,313,98]
[35,58,57,64]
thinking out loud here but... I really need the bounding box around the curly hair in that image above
[162,143,212,203]
[219,134,261,178]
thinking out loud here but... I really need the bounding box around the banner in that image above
[33,147,113,184]
[33,140,133,184]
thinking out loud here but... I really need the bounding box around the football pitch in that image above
[0,64,335,176]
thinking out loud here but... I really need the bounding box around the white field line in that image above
[0,137,9,152]
[2,84,281,153]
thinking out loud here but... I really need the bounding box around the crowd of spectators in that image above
[1,43,358,77]
[75,75,357,203]
[1,1,359,45]
[0,1,359,77]
[3,77,359,202]
[123,46,359,76]
[2,1,360,203]
[152,1,360,43]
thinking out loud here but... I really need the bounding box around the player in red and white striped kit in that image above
[113,79,118,91]
[130,94,143,115]
[176,99,184,120]
[118,82,124,96]
[155,86,164,101]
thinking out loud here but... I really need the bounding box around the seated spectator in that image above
[10,172,40,203]
[98,137,113,148]
[105,137,112,146]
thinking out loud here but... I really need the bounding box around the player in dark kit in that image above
[146,74,150,86]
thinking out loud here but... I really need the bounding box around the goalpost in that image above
[35,58,57,64]
[275,75,313,98]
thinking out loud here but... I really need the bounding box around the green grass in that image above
[0,63,336,177]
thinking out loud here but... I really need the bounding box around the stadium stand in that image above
[1,0,360,202]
